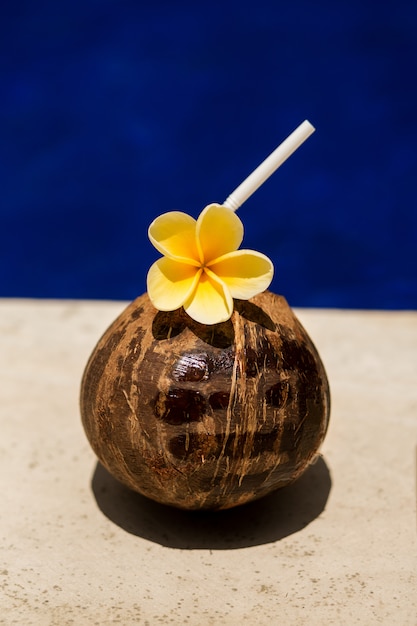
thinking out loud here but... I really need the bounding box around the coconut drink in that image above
[80,121,330,510]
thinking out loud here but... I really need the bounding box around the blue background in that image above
[1,0,416,309]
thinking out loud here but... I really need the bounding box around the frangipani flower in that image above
[147,203,274,325]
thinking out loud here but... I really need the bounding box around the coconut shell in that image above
[80,291,330,510]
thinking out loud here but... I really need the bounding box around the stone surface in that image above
[1,298,416,625]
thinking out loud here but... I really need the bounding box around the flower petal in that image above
[209,250,274,299]
[196,204,244,264]
[147,257,201,311]
[148,211,199,265]
[183,269,233,325]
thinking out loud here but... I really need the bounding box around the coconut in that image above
[80,290,330,510]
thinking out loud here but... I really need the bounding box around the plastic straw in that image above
[223,120,315,211]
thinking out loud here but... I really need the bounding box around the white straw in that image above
[223,120,315,211]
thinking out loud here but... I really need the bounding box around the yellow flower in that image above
[146,203,274,325]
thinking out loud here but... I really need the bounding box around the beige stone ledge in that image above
[1,298,416,625]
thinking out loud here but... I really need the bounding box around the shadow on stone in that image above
[91,455,332,550]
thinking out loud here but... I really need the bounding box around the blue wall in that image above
[1,1,416,309]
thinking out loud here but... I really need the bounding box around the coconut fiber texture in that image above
[80,291,330,510]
